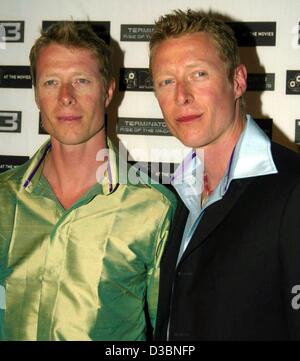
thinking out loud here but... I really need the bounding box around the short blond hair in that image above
[30,22,113,92]
[149,9,240,82]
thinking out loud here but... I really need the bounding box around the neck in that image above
[43,131,108,209]
[200,115,245,192]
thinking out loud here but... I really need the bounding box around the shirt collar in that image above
[172,114,278,217]
[21,138,119,196]
[21,140,51,192]
[227,114,278,185]
[171,149,204,217]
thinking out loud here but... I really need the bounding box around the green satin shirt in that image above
[0,140,176,341]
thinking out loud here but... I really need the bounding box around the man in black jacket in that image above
[149,9,300,340]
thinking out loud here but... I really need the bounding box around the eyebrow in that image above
[154,59,219,77]
[185,60,214,69]
[39,71,92,77]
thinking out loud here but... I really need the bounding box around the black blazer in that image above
[155,142,300,340]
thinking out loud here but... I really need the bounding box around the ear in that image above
[104,79,116,108]
[233,64,247,100]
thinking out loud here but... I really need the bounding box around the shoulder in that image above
[271,142,300,175]
[244,142,300,203]
[123,163,177,207]
[0,159,30,188]
[128,180,177,212]
[117,170,178,223]
[146,182,177,206]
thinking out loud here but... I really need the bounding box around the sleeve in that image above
[279,179,300,339]
[145,197,176,332]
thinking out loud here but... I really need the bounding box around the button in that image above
[46,268,58,278]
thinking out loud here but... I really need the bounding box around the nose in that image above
[59,83,76,106]
[175,81,194,105]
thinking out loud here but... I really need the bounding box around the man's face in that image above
[151,32,246,149]
[35,43,114,145]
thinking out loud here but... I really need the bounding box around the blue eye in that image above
[44,79,58,86]
[193,71,207,78]
[74,78,90,85]
[160,78,174,87]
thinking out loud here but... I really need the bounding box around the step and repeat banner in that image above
[1,0,300,178]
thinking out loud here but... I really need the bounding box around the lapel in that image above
[155,197,189,338]
[160,197,188,283]
[178,177,254,266]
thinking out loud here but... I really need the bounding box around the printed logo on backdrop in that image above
[119,22,276,46]
[119,68,152,91]
[0,21,24,49]
[254,118,273,138]
[295,120,300,144]
[0,66,32,88]
[117,118,171,136]
[0,155,29,174]
[227,22,276,46]
[0,111,21,133]
[247,73,275,91]
[286,71,300,94]
[42,21,110,44]
[291,22,300,49]
[120,25,154,41]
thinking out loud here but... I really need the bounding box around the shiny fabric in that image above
[0,140,176,341]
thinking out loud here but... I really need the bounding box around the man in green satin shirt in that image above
[0,22,176,340]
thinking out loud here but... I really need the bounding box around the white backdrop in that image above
[1,0,300,173]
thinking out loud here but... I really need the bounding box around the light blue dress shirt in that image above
[172,115,278,264]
